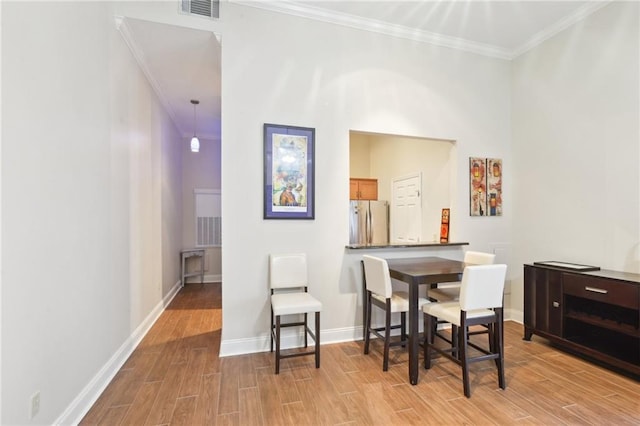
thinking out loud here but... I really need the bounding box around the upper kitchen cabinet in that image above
[350,178,378,200]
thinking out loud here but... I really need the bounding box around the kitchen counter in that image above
[346,242,469,250]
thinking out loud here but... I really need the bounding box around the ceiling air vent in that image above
[181,0,219,19]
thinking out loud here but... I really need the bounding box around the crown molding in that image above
[511,0,612,58]
[232,0,611,61]
[114,16,182,132]
[232,0,512,59]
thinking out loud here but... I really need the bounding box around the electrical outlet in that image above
[30,391,40,419]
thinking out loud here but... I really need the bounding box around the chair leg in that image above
[488,322,496,363]
[451,326,459,358]
[304,313,309,348]
[315,311,321,369]
[460,319,471,398]
[401,311,407,346]
[496,310,505,390]
[450,325,459,359]
[364,293,371,355]
[431,317,437,344]
[275,315,281,374]
[270,308,274,352]
[423,313,432,369]
[383,303,391,371]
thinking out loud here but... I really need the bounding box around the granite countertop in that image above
[346,242,469,249]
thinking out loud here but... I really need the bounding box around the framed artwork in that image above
[440,208,450,243]
[264,123,315,220]
[469,157,487,216]
[469,157,502,216]
[486,158,502,216]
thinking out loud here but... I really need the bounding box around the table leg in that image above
[408,281,419,385]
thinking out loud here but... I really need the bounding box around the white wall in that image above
[219,2,512,352]
[1,3,183,424]
[511,1,640,314]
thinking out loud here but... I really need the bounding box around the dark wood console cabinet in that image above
[524,263,640,377]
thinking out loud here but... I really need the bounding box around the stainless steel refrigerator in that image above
[349,200,389,245]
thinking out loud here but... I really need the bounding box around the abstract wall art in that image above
[469,157,502,216]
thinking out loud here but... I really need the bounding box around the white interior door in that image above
[391,173,422,243]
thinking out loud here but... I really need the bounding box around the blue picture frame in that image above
[264,123,315,220]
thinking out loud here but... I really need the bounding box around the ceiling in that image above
[118,0,610,140]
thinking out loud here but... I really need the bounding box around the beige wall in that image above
[349,132,371,178]
[350,132,454,242]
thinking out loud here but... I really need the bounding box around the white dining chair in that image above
[362,255,430,371]
[428,251,496,302]
[423,264,508,397]
[428,250,496,345]
[270,253,322,374]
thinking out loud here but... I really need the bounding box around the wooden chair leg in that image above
[315,311,321,369]
[401,312,407,346]
[275,315,281,374]
[450,325,459,359]
[364,293,371,355]
[451,326,459,358]
[490,322,499,368]
[304,313,309,348]
[496,311,505,390]
[460,319,471,398]
[424,313,433,369]
[383,306,391,371]
[270,309,274,352]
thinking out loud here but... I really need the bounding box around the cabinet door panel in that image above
[524,265,562,337]
[547,270,563,336]
[358,180,378,200]
[349,178,378,200]
[349,180,359,200]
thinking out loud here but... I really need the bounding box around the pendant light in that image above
[190,99,200,153]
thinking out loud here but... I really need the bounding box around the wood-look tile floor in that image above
[81,283,640,425]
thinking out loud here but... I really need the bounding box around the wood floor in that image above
[81,283,640,425]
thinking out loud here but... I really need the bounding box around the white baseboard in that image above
[55,280,182,426]
[219,326,363,357]
[506,308,523,324]
[183,273,222,284]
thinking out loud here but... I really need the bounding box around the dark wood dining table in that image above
[385,256,466,385]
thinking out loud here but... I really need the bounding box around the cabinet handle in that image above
[552,301,560,308]
[585,286,608,294]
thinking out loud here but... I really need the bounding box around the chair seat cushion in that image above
[272,292,322,316]
[428,286,460,302]
[372,291,430,313]
[423,301,495,326]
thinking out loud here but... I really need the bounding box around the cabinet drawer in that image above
[563,273,639,309]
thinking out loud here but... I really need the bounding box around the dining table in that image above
[385,256,466,385]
